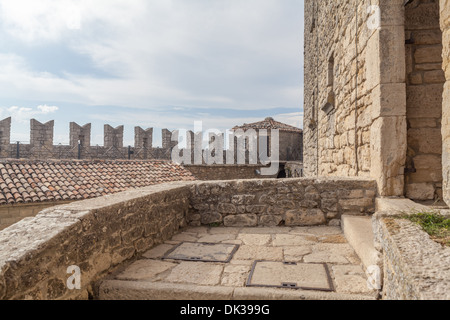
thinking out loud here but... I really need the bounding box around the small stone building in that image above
[303,0,449,206]
[232,117,303,163]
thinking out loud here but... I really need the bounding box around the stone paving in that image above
[99,226,379,300]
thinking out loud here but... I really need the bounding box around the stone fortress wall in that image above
[304,0,449,205]
[0,117,303,164]
[0,117,173,161]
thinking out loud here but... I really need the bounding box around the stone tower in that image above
[303,0,449,205]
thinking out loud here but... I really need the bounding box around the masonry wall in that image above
[0,177,376,300]
[0,182,192,300]
[188,178,376,228]
[304,1,414,197]
[304,0,375,179]
[441,0,450,206]
[405,0,444,201]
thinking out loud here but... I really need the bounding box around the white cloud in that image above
[0,0,304,131]
[37,104,59,114]
[0,104,59,123]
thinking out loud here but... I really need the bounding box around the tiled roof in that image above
[0,160,196,205]
[232,117,303,133]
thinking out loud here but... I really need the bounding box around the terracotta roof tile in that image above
[0,160,196,206]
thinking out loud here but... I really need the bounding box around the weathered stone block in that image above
[406,183,436,201]
[371,83,406,118]
[415,46,443,64]
[408,128,443,154]
[407,84,443,119]
[223,214,258,227]
[424,70,446,84]
[217,203,237,214]
[259,215,283,227]
[231,195,255,205]
[370,116,407,196]
[285,209,326,226]
[245,205,266,214]
[200,212,222,225]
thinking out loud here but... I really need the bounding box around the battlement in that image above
[0,118,303,163]
[0,117,174,160]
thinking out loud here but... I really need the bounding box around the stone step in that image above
[341,215,381,271]
[98,279,376,300]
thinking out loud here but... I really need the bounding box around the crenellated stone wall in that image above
[0,118,300,164]
[0,118,174,161]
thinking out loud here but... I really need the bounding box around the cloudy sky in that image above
[0,0,304,146]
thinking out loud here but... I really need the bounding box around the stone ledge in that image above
[98,280,376,301]
[373,204,450,300]
[341,215,382,271]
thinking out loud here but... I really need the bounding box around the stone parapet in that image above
[188,178,377,228]
[373,209,450,300]
[0,177,377,300]
[0,181,192,300]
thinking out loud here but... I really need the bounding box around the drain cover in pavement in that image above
[162,242,239,263]
[246,261,334,292]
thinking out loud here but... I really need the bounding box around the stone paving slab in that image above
[247,261,333,291]
[98,226,378,300]
[163,242,238,262]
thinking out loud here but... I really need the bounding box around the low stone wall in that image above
[0,181,192,300]
[189,178,376,227]
[372,199,450,300]
[0,177,376,300]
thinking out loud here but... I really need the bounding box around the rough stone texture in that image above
[0,118,11,158]
[70,123,91,149]
[188,178,377,227]
[304,0,449,203]
[405,0,444,202]
[441,0,450,206]
[304,0,407,198]
[373,211,450,300]
[30,119,54,159]
[0,181,193,300]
